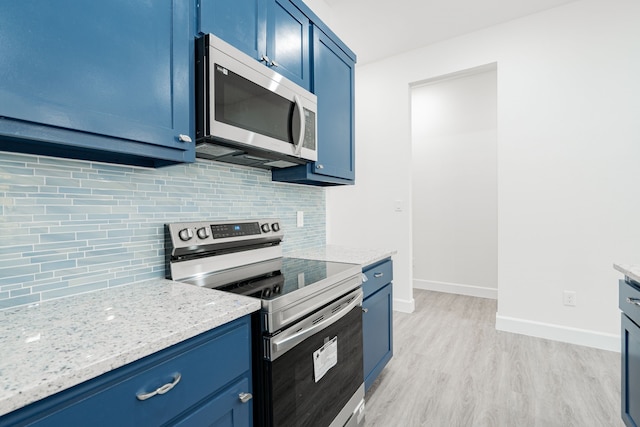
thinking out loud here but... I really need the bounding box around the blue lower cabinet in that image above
[621,278,640,427]
[0,316,252,427]
[362,259,393,391]
[622,314,640,427]
[174,378,252,427]
[0,0,194,167]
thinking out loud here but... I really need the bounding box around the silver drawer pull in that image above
[136,373,181,401]
[362,307,369,313]
[627,297,640,307]
[373,272,384,278]
[178,134,192,143]
[239,392,253,403]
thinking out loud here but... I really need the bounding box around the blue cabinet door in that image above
[174,378,252,427]
[0,0,193,167]
[266,0,311,91]
[197,0,267,61]
[363,282,393,392]
[622,313,640,427]
[272,25,356,186]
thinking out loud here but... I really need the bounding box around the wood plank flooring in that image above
[363,289,622,427]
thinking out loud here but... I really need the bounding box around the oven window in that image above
[214,64,294,144]
[265,306,363,426]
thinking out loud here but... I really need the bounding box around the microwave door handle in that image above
[292,94,305,156]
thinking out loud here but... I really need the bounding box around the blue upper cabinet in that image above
[197,0,267,61]
[0,1,194,167]
[197,0,356,186]
[272,25,356,186]
[266,0,311,91]
[198,0,310,91]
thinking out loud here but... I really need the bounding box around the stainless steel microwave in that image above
[195,34,317,169]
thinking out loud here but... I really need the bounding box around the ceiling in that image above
[321,0,579,64]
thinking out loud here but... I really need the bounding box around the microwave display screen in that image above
[214,64,294,144]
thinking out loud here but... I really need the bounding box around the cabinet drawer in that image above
[363,259,393,299]
[12,318,251,427]
[620,279,640,327]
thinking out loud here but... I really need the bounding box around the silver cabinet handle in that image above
[260,55,270,64]
[362,307,369,313]
[239,392,253,403]
[316,164,324,169]
[178,134,192,143]
[627,297,640,307]
[270,60,279,68]
[136,373,181,401]
[374,272,384,278]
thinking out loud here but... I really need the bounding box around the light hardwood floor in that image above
[363,289,623,427]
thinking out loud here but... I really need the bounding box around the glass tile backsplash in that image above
[0,152,325,309]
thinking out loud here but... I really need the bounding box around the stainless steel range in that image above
[165,219,366,427]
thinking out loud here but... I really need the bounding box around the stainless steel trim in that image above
[267,288,362,360]
[170,246,282,283]
[329,384,365,427]
[262,266,362,332]
[166,219,284,255]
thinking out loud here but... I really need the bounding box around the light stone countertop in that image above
[0,278,260,417]
[614,263,640,284]
[288,245,396,267]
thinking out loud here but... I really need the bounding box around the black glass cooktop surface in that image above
[216,257,358,300]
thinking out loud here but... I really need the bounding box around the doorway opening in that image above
[410,63,498,299]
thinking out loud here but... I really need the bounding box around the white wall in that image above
[326,0,640,350]
[411,67,498,299]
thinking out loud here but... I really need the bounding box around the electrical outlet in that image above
[563,290,577,307]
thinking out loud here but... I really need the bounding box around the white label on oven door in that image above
[313,336,338,383]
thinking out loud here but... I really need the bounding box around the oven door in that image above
[260,289,364,427]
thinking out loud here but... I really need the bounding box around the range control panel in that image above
[166,219,283,249]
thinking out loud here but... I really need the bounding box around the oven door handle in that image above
[271,291,363,356]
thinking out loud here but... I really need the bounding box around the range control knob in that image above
[196,227,210,240]
[261,223,271,233]
[271,222,280,232]
[178,228,194,242]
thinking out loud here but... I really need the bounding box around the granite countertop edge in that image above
[0,278,261,417]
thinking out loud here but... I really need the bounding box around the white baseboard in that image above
[495,314,620,352]
[414,279,498,300]
[393,297,415,313]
